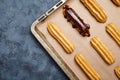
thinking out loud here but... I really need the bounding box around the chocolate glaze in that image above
[63,5,90,37]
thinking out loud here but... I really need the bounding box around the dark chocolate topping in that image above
[63,5,90,37]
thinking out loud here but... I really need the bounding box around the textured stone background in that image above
[0,0,69,80]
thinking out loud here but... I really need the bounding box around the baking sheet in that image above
[32,0,120,80]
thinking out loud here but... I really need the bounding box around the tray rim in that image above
[31,0,79,80]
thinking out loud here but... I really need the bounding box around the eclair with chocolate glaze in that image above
[63,5,90,37]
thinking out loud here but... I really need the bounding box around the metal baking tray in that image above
[31,0,120,80]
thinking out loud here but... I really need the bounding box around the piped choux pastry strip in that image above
[75,54,101,80]
[111,0,120,6]
[106,23,120,46]
[90,36,115,64]
[47,22,74,53]
[114,66,120,78]
[80,0,107,23]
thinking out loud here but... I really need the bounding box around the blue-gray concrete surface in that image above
[0,0,69,80]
